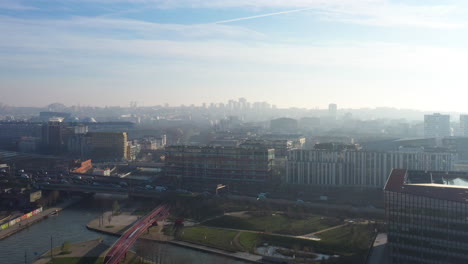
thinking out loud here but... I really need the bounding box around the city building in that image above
[460,115,468,137]
[328,103,337,119]
[0,122,42,150]
[84,132,129,161]
[38,111,71,122]
[424,113,450,138]
[442,137,468,162]
[270,118,298,134]
[126,140,141,161]
[385,169,468,263]
[17,137,40,153]
[286,147,456,188]
[165,144,275,183]
[299,117,321,130]
[41,121,64,154]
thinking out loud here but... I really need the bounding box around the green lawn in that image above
[174,224,375,264]
[176,226,239,252]
[238,232,260,253]
[317,224,375,254]
[204,214,341,235]
[48,257,104,264]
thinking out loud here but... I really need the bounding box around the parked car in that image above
[155,186,167,192]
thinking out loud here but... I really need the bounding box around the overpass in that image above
[104,204,170,264]
[39,184,167,198]
[94,162,164,168]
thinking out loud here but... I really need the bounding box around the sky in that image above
[1,0,468,111]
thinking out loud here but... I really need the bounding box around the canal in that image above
[0,194,250,264]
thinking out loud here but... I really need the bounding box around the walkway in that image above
[170,240,262,263]
[367,233,388,264]
[198,225,322,241]
[298,224,348,240]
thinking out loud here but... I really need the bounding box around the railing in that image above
[104,204,170,264]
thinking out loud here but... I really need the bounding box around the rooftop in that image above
[384,169,468,203]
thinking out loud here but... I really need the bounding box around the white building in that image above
[286,148,456,188]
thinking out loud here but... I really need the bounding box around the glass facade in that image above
[385,171,468,263]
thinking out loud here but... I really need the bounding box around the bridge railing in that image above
[104,204,170,264]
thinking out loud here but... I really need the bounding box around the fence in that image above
[0,207,43,231]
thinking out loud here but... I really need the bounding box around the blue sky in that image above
[1,0,468,111]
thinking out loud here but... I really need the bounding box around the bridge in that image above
[104,204,170,264]
[94,162,164,168]
[39,184,168,198]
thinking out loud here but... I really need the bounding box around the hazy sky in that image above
[1,0,468,110]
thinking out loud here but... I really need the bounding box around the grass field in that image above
[175,223,375,263]
[48,257,104,264]
[176,226,239,252]
[203,214,341,235]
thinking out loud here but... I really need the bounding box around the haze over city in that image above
[2,0,468,110]
[4,1,468,264]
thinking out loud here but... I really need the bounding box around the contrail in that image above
[213,8,314,24]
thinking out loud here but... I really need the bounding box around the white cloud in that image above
[0,15,264,40]
[73,0,464,29]
[0,1,37,10]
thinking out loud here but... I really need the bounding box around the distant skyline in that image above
[2,1,468,111]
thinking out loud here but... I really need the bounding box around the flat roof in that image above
[384,169,468,203]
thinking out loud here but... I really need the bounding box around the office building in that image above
[84,132,129,161]
[328,103,337,119]
[0,122,42,150]
[424,113,450,138]
[286,147,455,188]
[165,144,275,183]
[41,121,64,154]
[460,115,468,136]
[385,169,468,263]
[270,118,298,133]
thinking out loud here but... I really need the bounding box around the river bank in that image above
[0,197,82,241]
[32,238,154,264]
[86,211,263,264]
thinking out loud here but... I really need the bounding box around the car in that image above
[20,174,29,179]
[74,176,82,180]
[155,186,167,192]
[145,185,153,190]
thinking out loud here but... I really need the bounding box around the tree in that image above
[112,200,120,215]
[61,241,71,253]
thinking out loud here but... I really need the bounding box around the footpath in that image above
[0,197,81,240]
